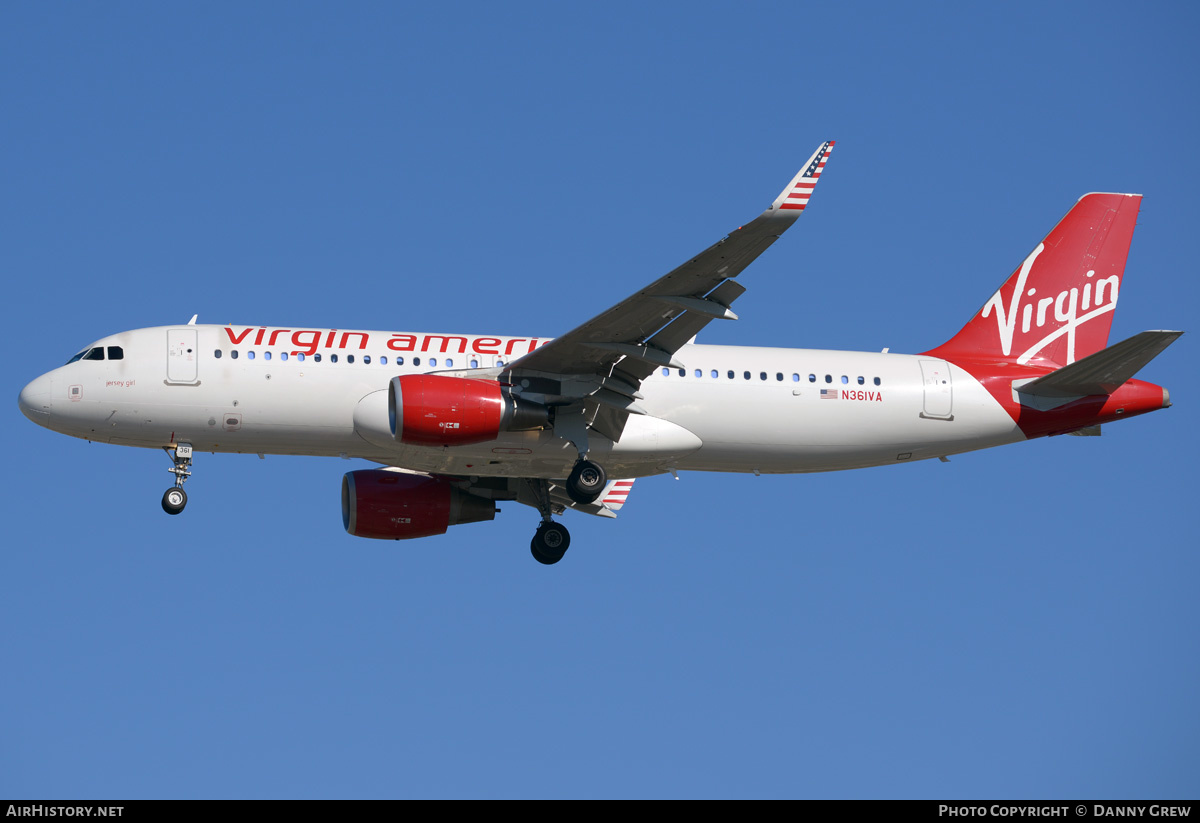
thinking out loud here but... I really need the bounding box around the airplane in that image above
[17,141,1181,564]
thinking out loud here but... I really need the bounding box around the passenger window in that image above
[363,355,370,364]
[694,369,702,378]
[231,350,239,360]
[678,368,686,377]
[296,353,305,361]
[379,356,387,365]
[662,368,670,376]
[711,369,718,379]
[743,371,751,380]
[446,358,453,368]
[760,372,767,381]
[727,370,735,379]
[214,350,223,359]
[809,374,816,383]
[313,353,321,362]
[280,352,288,361]
[413,357,421,367]
[247,351,256,360]
[840,375,847,384]
[347,355,354,364]
[84,348,104,361]
[330,354,338,363]
[471,359,479,368]
[429,358,438,367]
[792,374,799,382]
[857,376,864,385]
[107,346,124,360]
[263,352,272,361]
[395,357,403,365]
[824,374,831,383]
[776,373,783,381]
[874,377,881,386]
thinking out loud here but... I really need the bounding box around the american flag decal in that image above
[601,479,635,511]
[778,140,834,212]
[820,388,839,400]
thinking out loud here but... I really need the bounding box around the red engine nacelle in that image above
[342,470,496,540]
[388,374,547,447]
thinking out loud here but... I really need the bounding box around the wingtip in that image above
[770,141,836,212]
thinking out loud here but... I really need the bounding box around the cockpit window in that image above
[107,346,124,361]
[67,347,108,364]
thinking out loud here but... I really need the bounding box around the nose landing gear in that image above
[162,486,188,515]
[161,443,193,515]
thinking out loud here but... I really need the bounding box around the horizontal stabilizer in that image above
[1019,330,1183,398]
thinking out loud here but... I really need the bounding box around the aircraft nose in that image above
[18,373,53,426]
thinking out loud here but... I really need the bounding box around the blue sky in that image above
[2,2,1197,799]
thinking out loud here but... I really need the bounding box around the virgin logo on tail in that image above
[925,193,1138,368]
[983,244,1120,365]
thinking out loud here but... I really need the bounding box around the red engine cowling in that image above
[388,374,547,447]
[342,470,496,540]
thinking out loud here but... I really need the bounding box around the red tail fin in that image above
[927,193,1141,367]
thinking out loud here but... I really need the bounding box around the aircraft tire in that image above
[162,487,188,515]
[531,540,558,565]
[566,460,606,505]
[531,522,570,564]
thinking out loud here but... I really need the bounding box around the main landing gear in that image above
[161,443,193,515]
[527,458,608,564]
[565,458,606,505]
[531,521,571,565]
[528,477,572,565]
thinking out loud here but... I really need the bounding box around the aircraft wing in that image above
[502,141,835,403]
[433,473,639,519]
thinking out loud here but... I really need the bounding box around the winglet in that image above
[770,141,835,212]
[601,478,635,512]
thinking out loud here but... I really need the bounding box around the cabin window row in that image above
[212,350,505,369]
[659,367,882,386]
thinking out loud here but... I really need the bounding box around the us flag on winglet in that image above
[601,479,635,511]
[780,140,834,211]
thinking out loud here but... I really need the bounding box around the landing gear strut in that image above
[565,458,607,505]
[161,443,193,515]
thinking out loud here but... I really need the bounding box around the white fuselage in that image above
[20,324,1025,480]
